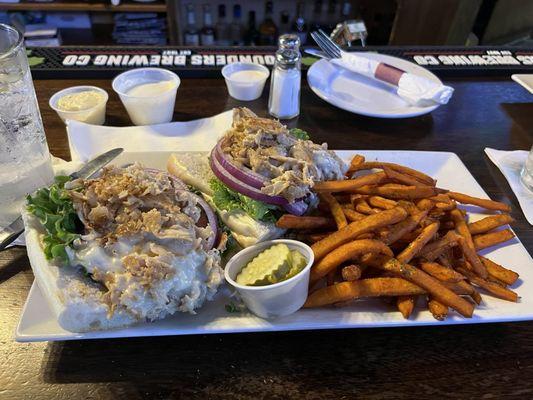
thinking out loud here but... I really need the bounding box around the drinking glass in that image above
[520,145,533,193]
[0,24,53,228]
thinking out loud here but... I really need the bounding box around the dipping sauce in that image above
[126,80,176,97]
[56,90,106,112]
[229,70,269,83]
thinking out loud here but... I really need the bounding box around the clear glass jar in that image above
[268,34,301,119]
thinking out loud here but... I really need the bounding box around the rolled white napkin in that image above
[485,148,533,225]
[331,52,454,107]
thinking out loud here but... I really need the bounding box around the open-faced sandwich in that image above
[167,107,348,248]
[23,164,223,332]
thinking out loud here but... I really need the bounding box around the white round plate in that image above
[307,53,442,118]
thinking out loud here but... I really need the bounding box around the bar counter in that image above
[1,69,532,399]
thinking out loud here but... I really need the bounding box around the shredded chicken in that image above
[65,164,222,322]
[223,108,348,202]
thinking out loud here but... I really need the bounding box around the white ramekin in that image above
[112,67,180,126]
[49,86,108,125]
[221,62,270,101]
[224,239,314,319]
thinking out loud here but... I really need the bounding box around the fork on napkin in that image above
[311,29,454,107]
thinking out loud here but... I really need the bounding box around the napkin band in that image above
[375,63,405,86]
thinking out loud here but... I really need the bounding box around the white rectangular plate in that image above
[15,150,533,342]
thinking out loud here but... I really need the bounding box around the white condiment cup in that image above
[221,62,270,101]
[224,239,314,319]
[49,86,108,125]
[112,67,180,126]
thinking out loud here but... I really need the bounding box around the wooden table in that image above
[1,76,532,399]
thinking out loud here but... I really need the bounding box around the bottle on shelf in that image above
[244,11,260,46]
[308,0,323,42]
[279,10,290,35]
[200,4,215,46]
[325,0,339,33]
[184,3,200,46]
[290,1,307,45]
[215,4,230,46]
[230,4,244,45]
[259,1,278,45]
[340,0,352,19]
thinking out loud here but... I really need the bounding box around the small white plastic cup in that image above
[112,68,180,126]
[49,86,108,125]
[224,239,314,319]
[221,62,270,101]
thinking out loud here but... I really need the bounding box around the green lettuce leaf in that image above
[209,179,279,223]
[289,128,310,140]
[26,176,82,263]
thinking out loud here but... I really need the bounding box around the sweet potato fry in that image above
[310,239,393,283]
[377,258,474,317]
[397,222,440,263]
[397,200,420,215]
[346,154,365,176]
[473,229,515,250]
[383,166,430,187]
[448,192,511,212]
[450,209,487,278]
[419,231,460,261]
[419,262,466,283]
[456,266,518,302]
[319,192,348,230]
[276,215,336,230]
[435,202,456,211]
[368,196,397,210]
[468,214,514,235]
[351,184,438,200]
[313,171,387,192]
[429,194,452,203]
[311,206,408,261]
[341,264,365,281]
[349,161,436,186]
[342,207,366,222]
[479,256,519,286]
[428,297,448,321]
[304,278,427,308]
[381,210,429,245]
[355,199,380,215]
[397,295,416,319]
[415,198,434,211]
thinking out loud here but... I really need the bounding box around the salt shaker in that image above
[268,34,301,119]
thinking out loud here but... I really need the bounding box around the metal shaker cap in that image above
[278,34,300,50]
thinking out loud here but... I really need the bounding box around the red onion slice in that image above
[210,149,308,216]
[283,200,308,216]
[210,148,289,206]
[214,139,267,189]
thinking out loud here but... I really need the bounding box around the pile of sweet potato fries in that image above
[276,155,519,320]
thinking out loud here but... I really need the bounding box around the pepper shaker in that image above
[268,34,301,119]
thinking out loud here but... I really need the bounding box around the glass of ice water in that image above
[520,145,533,193]
[0,24,53,228]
